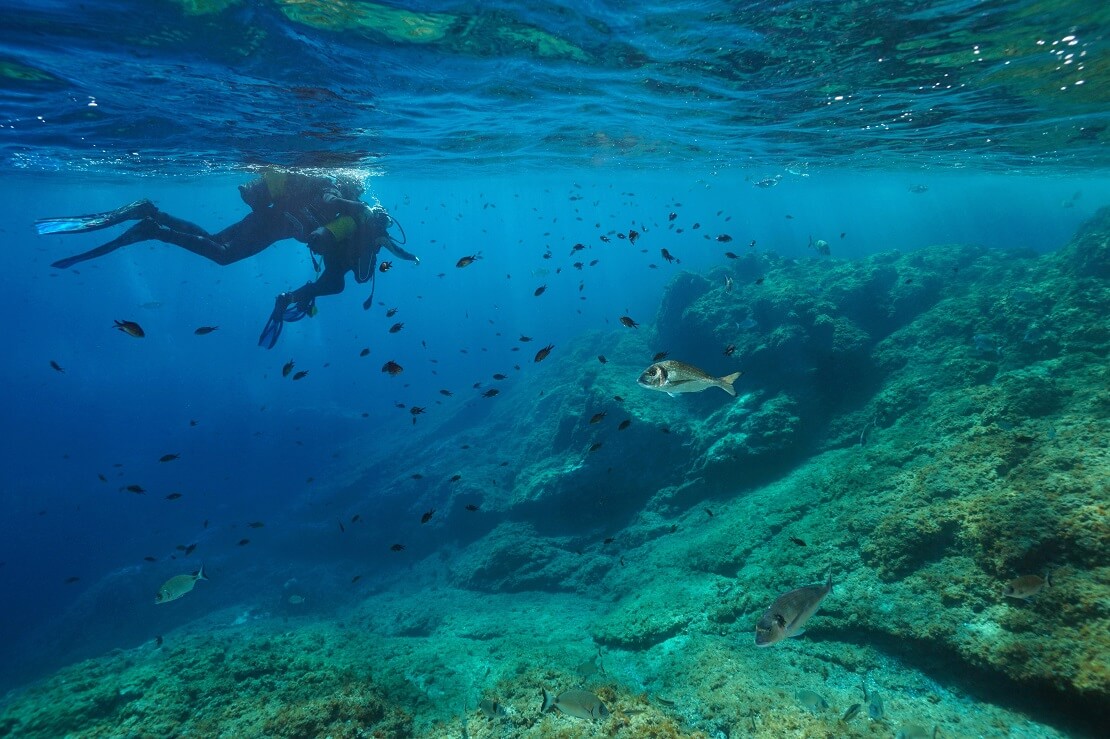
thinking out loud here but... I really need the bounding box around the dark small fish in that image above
[599,235,610,243]
[164,493,182,500]
[382,360,404,375]
[534,344,554,362]
[904,277,913,284]
[379,260,392,273]
[789,536,807,547]
[184,543,196,555]
[628,230,639,244]
[194,326,218,335]
[749,240,756,248]
[652,351,668,362]
[456,254,481,268]
[159,454,179,463]
[589,412,606,424]
[351,514,361,523]
[282,360,294,377]
[247,521,265,528]
[618,419,631,430]
[755,277,765,285]
[351,574,362,583]
[113,319,145,338]
[238,539,250,546]
[465,503,479,511]
[661,248,677,263]
[143,556,156,562]
[519,335,533,342]
[292,370,308,380]
[360,348,370,357]
[493,373,507,380]
[421,509,435,524]
[724,251,738,259]
[598,355,607,364]
[482,388,500,398]
[411,473,424,480]
[723,344,736,356]
[386,307,398,317]
[439,389,453,396]
[842,703,861,722]
[589,442,603,452]
[716,234,733,242]
[97,473,107,482]
[390,543,405,552]
[155,635,164,647]
[619,316,638,328]
[50,360,65,373]
[571,243,585,253]
[189,419,197,426]
[450,474,461,482]
[125,484,145,494]
[410,406,426,416]
[65,576,80,584]
[389,322,404,333]
[668,212,677,221]
[338,519,345,533]
[705,508,714,517]
[603,537,615,545]
[534,285,547,297]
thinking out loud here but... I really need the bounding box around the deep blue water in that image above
[1,0,1109,706]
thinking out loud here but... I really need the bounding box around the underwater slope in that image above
[1,207,1106,737]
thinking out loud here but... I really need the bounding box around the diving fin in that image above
[35,199,156,236]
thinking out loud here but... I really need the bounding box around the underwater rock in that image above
[450,521,607,593]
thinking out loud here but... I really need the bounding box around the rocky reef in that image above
[2,207,1107,736]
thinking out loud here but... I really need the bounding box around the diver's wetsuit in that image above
[44,171,369,270]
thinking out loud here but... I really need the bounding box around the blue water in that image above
[1,0,1109,731]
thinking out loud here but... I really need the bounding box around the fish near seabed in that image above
[638,360,742,397]
[541,687,610,720]
[156,564,208,604]
[754,571,833,646]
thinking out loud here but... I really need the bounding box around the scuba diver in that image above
[258,202,419,349]
[37,169,373,270]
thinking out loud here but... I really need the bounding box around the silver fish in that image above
[755,571,833,646]
[637,360,742,397]
[541,687,609,720]
[1003,573,1051,599]
[868,690,883,719]
[795,689,828,713]
[155,564,207,604]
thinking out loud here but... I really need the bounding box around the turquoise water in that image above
[1,2,1108,738]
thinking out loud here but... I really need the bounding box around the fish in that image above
[465,503,479,511]
[597,355,607,364]
[619,316,638,328]
[247,521,265,528]
[705,508,714,517]
[456,253,481,268]
[755,572,833,646]
[541,687,610,720]
[868,690,884,719]
[379,260,392,272]
[282,360,295,377]
[382,361,404,375]
[143,556,156,562]
[519,335,533,342]
[668,212,677,221]
[410,406,426,417]
[184,544,197,556]
[755,277,765,285]
[351,575,363,583]
[292,370,308,380]
[534,285,547,296]
[50,360,64,373]
[909,184,929,193]
[113,319,145,338]
[841,703,861,722]
[895,726,937,739]
[125,484,145,494]
[193,326,218,335]
[390,543,405,551]
[588,442,602,452]
[716,234,733,242]
[159,454,179,463]
[795,689,828,713]
[386,307,398,317]
[450,474,461,482]
[638,360,742,397]
[482,388,500,398]
[724,251,738,259]
[723,344,736,356]
[288,595,305,604]
[479,698,507,719]
[618,419,631,430]
[64,576,80,584]
[98,473,107,482]
[421,508,435,524]
[388,322,404,333]
[589,412,606,424]
[164,493,182,500]
[753,175,781,188]
[492,373,507,380]
[628,230,639,244]
[360,348,370,357]
[789,536,807,547]
[155,635,163,646]
[652,351,668,362]
[155,564,207,604]
[439,389,453,396]
[1004,573,1051,599]
[725,276,733,293]
[534,344,554,362]
[661,248,678,263]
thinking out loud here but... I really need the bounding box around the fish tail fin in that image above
[718,371,743,396]
[541,687,556,713]
[196,564,208,581]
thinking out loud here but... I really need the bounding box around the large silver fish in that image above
[155,564,208,604]
[541,687,609,720]
[754,572,832,646]
[637,360,742,397]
